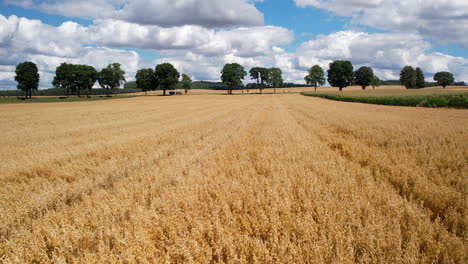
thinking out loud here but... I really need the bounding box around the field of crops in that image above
[0,93,466,263]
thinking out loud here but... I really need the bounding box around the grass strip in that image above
[0,95,139,104]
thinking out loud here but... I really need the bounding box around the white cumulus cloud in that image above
[5,0,264,28]
[294,0,468,47]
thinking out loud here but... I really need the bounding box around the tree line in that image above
[13,60,459,98]
[302,61,456,91]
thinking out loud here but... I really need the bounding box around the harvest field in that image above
[0,94,466,263]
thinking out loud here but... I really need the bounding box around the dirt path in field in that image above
[0,94,466,263]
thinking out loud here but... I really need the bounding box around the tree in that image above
[98,68,114,97]
[354,66,374,90]
[327,60,354,91]
[433,72,454,88]
[98,63,126,96]
[371,75,382,90]
[249,67,261,93]
[72,65,97,97]
[221,63,246,95]
[53,63,75,97]
[15,61,40,99]
[304,65,325,91]
[258,67,270,94]
[400,66,416,89]
[268,67,283,94]
[155,63,180,96]
[415,67,425,88]
[181,73,192,94]
[135,68,156,95]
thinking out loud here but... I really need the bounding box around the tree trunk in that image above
[78,88,81,97]
[185,89,188,94]
[260,88,263,94]
[372,85,375,90]
[107,87,111,97]
[314,82,317,92]
[362,86,366,90]
[339,87,343,92]
[66,87,69,98]
[163,89,166,96]
[274,87,276,94]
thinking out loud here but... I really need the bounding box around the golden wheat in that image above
[0,93,466,263]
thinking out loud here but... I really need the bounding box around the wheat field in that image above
[0,93,466,263]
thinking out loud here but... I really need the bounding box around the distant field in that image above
[302,87,468,108]
[0,93,466,263]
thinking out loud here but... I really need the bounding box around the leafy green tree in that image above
[249,67,261,93]
[53,63,75,97]
[354,66,374,90]
[268,67,283,94]
[15,61,40,98]
[155,63,180,96]
[304,65,325,91]
[135,68,156,95]
[415,67,425,88]
[248,67,270,94]
[98,63,126,96]
[400,66,416,89]
[72,65,98,97]
[371,75,382,90]
[327,60,354,91]
[433,71,454,88]
[221,63,246,95]
[181,73,192,94]
[258,67,270,94]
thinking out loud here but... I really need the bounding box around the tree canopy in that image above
[98,63,126,96]
[221,63,246,95]
[354,66,374,90]
[400,66,416,89]
[249,67,261,87]
[433,72,454,88]
[415,67,425,88]
[135,68,156,95]
[305,65,325,91]
[268,67,283,93]
[327,60,354,91]
[71,65,98,97]
[53,63,75,97]
[371,75,382,90]
[52,63,97,97]
[181,73,192,94]
[249,67,270,93]
[155,63,180,95]
[15,61,40,98]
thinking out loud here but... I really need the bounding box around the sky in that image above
[0,0,467,90]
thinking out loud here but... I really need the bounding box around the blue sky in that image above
[0,0,467,89]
